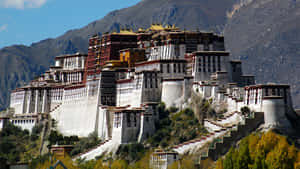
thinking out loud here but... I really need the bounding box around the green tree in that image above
[237,139,251,169]
[224,148,237,169]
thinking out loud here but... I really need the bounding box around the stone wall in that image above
[203,112,264,161]
[161,79,184,108]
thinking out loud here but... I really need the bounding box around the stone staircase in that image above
[200,112,264,162]
[172,111,264,163]
[39,103,62,155]
[173,111,243,154]
[73,139,120,161]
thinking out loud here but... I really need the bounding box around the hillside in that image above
[225,0,300,108]
[1,0,300,110]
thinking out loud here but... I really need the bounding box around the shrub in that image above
[116,143,146,162]
[241,106,251,115]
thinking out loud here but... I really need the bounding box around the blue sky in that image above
[0,0,141,49]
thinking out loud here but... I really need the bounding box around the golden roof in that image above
[149,24,165,31]
[111,28,136,35]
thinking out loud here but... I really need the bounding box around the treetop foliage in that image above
[216,131,300,169]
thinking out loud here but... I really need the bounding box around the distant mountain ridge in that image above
[1,0,300,110]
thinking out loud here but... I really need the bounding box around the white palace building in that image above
[5,24,299,160]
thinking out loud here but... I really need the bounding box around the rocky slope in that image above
[225,0,300,108]
[1,0,300,110]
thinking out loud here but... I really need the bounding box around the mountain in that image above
[224,0,300,108]
[0,0,300,110]
[0,0,239,110]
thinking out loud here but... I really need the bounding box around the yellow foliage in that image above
[260,131,280,153]
[248,133,260,159]
[215,159,223,169]
[111,160,128,169]
[168,161,180,169]
[168,156,194,169]
[94,160,109,169]
[294,151,300,169]
[131,151,151,169]
[216,131,300,169]
[201,158,214,169]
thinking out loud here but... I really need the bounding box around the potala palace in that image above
[2,24,299,163]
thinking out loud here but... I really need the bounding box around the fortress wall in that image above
[262,97,291,129]
[248,103,262,113]
[131,87,143,107]
[183,77,193,101]
[204,120,222,132]
[49,88,63,110]
[57,96,98,137]
[237,101,245,112]
[111,113,122,144]
[210,86,218,100]
[135,62,159,72]
[116,86,132,107]
[11,103,23,115]
[161,80,184,108]
[201,85,212,98]
[217,93,225,102]
[217,113,243,126]
[54,80,102,137]
[132,74,144,107]
[10,90,25,114]
[96,107,110,140]
[205,86,212,98]
[116,80,135,107]
[227,97,237,113]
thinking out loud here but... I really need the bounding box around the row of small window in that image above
[198,55,221,62]
[12,119,36,124]
[160,63,186,73]
[126,113,137,122]
[144,78,158,88]
[197,64,221,72]
[101,96,115,106]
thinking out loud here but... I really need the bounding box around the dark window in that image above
[284,89,287,103]
[203,56,206,72]
[174,64,176,73]
[167,64,170,73]
[213,56,216,72]
[272,88,276,95]
[127,113,131,127]
[218,56,221,71]
[145,76,148,88]
[134,113,137,127]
